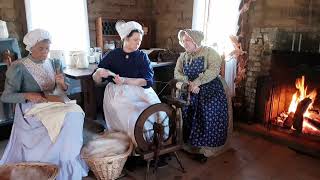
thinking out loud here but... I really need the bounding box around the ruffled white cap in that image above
[23,29,52,52]
[115,20,144,40]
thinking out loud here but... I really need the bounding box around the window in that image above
[192,0,241,96]
[24,0,90,52]
[192,0,240,53]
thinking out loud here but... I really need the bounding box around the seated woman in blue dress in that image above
[174,29,231,163]
[92,21,162,146]
[0,29,88,179]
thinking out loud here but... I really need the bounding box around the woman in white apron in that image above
[92,21,161,146]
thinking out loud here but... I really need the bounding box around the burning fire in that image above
[287,76,318,134]
[288,76,317,115]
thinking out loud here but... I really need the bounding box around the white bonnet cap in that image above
[23,28,52,52]
[115,20,144,40]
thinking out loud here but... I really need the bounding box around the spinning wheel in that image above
[134,103,176,152]
[134,79,189,180]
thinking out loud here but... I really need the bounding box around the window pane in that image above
[24,0,90,51]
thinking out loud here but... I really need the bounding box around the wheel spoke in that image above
[147,119,154,125]
[143,129,154,133]
[161,115,169,124]
[143,129,154,142]
[163,124,169,128]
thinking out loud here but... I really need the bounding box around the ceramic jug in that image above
[71,51,89,69]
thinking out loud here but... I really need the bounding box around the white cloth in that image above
[103,83,167,146]
[115,20,144,40]
[81,132,131,158]
[24,102,84,142]
[23,29,52,52]
[224,57,237,97]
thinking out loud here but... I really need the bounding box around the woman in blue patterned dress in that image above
[174,29,229,163]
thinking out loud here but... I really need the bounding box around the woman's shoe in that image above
[194,154,207,164]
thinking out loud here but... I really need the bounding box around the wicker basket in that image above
[0,162,59,180]
[83,142,133,180]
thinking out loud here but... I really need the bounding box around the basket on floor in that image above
[83,142,133,180]
[0,162,59,180]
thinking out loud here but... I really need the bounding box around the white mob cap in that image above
[23,28,52,52]
[115,20,144,40]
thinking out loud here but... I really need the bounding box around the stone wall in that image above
[152,0,193,51]
[244,0,320,118]
[245,0,320,117]
[249,0,320,29]
[245,28,279,116]
[88,0,194,50]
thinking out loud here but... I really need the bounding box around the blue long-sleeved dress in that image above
[98,48,164,146]
[98,48,154,88]
[0,56,88,180]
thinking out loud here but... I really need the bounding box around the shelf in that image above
[95,17,153,51]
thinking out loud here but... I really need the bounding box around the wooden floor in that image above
[0,121,319,180]
[83,129,320,180]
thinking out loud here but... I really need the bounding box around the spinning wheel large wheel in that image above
[134,103,176,152]
[134,79,188,180]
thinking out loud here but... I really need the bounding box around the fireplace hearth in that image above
[255,50,320,133]
[237,28,320,156]
[249,50,320,156]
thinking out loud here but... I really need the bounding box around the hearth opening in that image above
[255,51,320,137]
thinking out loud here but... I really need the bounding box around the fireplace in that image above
[255,50,320,134]
[251,51,320,156]
[236,28,320,156]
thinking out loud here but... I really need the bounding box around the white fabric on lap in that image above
[24,102,84,142]
[103,83,165,146]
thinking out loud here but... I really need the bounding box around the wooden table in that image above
[64,62,175,120]
[64,64,98,120]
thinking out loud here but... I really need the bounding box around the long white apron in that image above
[103,83,163,146]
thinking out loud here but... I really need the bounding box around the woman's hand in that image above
[55,73,68,91]
[113,75,126,85]
[96,68,110,78]
[24,92,47,103]
[45,95,64,103]
[93,68,117,83]
[189,81,200,94]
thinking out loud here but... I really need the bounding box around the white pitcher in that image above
[71,51,89,69]
[0,20,9,38]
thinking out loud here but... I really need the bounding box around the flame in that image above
[287,76,318,134]
[288,76,317,116]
